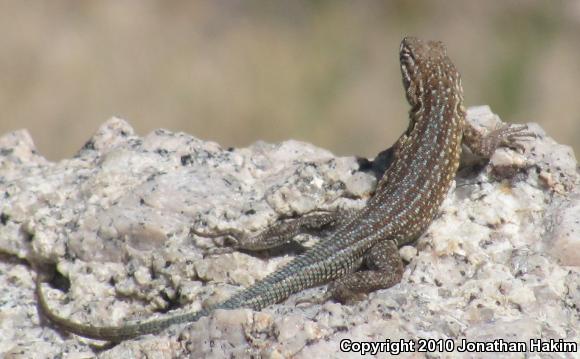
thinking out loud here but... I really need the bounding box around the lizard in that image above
[36,37,533,342]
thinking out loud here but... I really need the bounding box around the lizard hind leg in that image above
[326,239,404,304]
[298,239,404,305]
[193,209,353,254]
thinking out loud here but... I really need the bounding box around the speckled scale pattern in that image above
[36,37,532,341]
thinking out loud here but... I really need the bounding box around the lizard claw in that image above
[494,124,535,152]
[191,227,244,253]
[295,286,367,306]
[204,246,237,255]
[474,123,534,156]
[295,290,333,306]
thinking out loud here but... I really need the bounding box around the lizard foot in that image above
[486,123,535,153]
[295,289,333,306]
[190,227,244,255]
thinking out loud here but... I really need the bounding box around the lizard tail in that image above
[36,275,209,341]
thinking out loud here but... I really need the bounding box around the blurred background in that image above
[0,1,579,161]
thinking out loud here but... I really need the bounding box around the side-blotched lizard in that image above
[36,37,532,342]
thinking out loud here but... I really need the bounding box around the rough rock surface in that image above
[0,106,578,358]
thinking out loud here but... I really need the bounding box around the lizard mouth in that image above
[400,39,420,107]
[399,37,421,94]
[400,57,414,92]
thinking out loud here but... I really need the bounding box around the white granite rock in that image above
[0,107,578,358]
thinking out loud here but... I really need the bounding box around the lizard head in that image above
[399,37,463,109]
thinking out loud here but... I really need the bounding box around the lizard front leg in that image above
[462,121,534,158]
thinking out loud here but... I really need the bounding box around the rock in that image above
[0,107,578,358]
